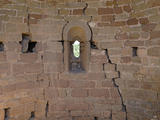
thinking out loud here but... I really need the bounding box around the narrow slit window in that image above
[4,108,10,120]
[45,101,49,118]
[132,47,138,57]
[29,111,35,120]
[72,40,80,58]
[0,42,4,52]
[94,117,98,120]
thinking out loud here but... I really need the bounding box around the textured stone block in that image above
[98,8,114,15]
[69,80,95,88]
[148,47,160,57]
[71,89,88,97]
[127,18,138,25]
[89,89,110,97]
[19,53,38,63]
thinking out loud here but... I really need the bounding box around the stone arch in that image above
[63,21,91,72]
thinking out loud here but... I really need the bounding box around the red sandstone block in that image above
[123,5,132,13]
[111,21,126,26]
[0,63,10,74]
[73,9,83,15]
[148,47,160,57]
[127,18,138,25]
[104,63,116,71]
[51,104,66,111]
[13,64,25,75]
[43,52,62,63]
[54,80,69,88]
[24,18,38,24]
[97,22,110,27]
[19,53,38,63]
[87,73,105,80]
[70,80,95,88]
[114,7,123,14]
[102,81,113,87]
[89,89,110,97]
[150,31,160,39]
[0,52,6,62]
[120,57,131,63]
[106,71,119,79]
[0,110,4,120]
[106,1,113,6]
[30,14,47,19]
[0,10,16,16]
[6,41,20,51]
[45,88,59,99]
[24,63,43,73]
[100,41,123,49]
[101,15,115,22]
[139,17,149,25]
[142,23,156,32]
[89,63,103,72]
[71,89,88,97]
[115,32,129,40]
[2,84,16,93]
[124,40,144,47]
[110,88,120,99]
[90,55,107,63]
[98,8,114,15]
[67,103,89,111]
[44,63,63,73]
[112,111,126,120]
[16,81,34,90]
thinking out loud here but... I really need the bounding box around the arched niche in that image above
[63,21,91,72]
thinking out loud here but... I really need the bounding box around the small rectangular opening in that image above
[21,33,37,53]
[4,108,10,120]
[94,117,98,120]
[132,47,138,57]
[0,42,4,52]
[45,101,49,118]
[29,111,35,120]
[28,41,37,53]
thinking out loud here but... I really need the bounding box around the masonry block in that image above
[89,89,110,97]
[104,63,116,72]
[148,47,160,57]
[71,89,88,97]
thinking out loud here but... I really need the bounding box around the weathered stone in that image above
[148,47,160,57]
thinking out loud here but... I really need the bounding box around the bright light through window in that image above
[72,40,80,58]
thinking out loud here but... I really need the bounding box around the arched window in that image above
[63,21,91,73]
[72,40,80,58]
[70,40,81,72]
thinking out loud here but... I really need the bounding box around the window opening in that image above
[21,33,37,53]
[70,40,84,72]
[0,42,4,52]
[29,111,35,120]
[132,47,138,57]
[72,40,80,58]
[45,101,49,118]
[4,108,10,120]
[94,117,98,120]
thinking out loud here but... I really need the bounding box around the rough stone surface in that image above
[0,0,160,120]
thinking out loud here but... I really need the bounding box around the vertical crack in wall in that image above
[26,4,31,33]
[87,16,127,119]
[45,101,49,118]
[105,49,128,120]
[83,3,88,15]
[87,16,98,49]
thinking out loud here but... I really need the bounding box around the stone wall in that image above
[0,0,159,120]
